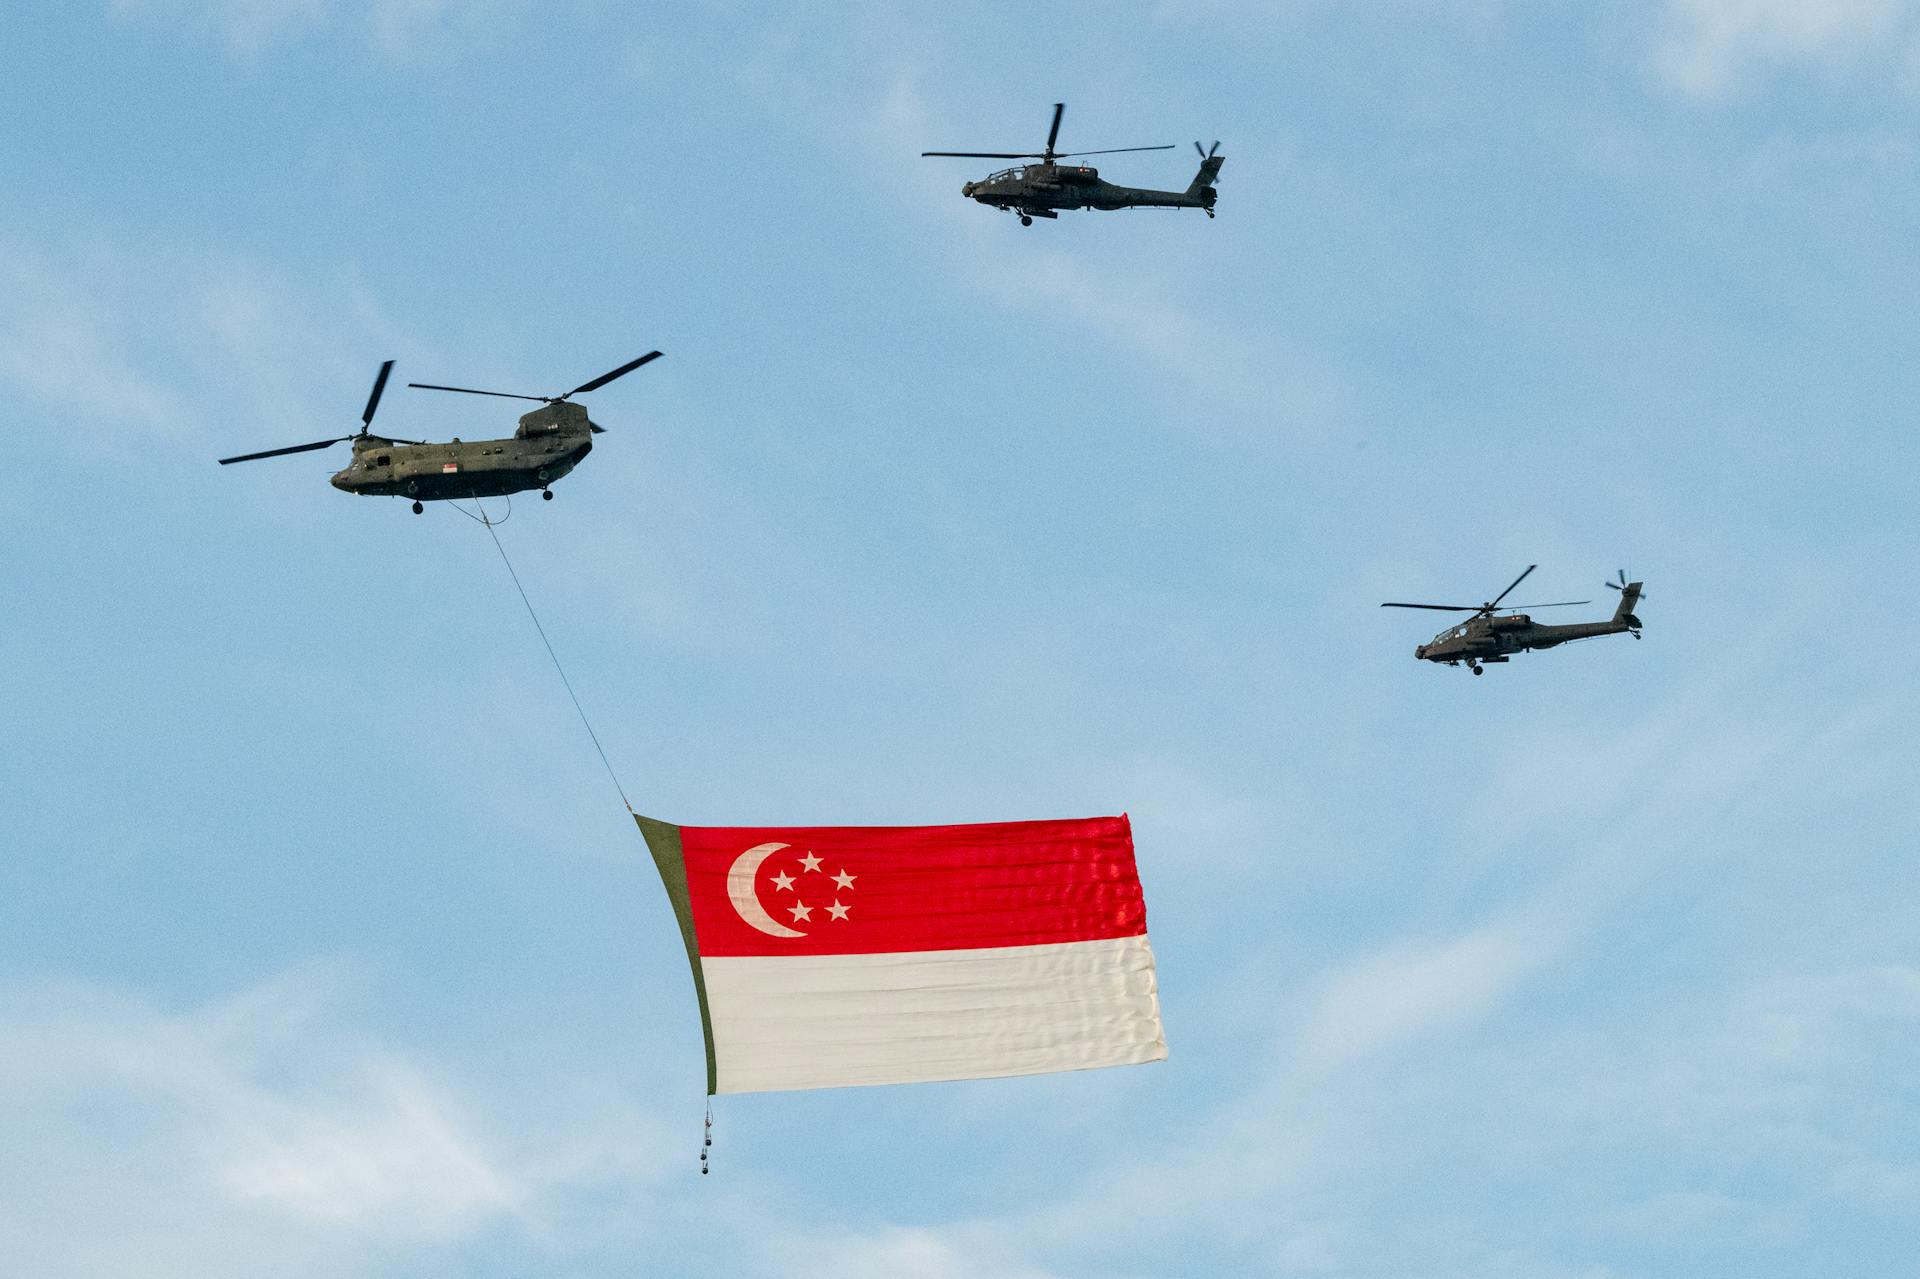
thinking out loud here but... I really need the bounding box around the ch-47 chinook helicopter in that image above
[217,352,661,513]
[922,102,1223,225]
[1382,566,1646,675]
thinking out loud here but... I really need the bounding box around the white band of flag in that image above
[701,935,1166,1094]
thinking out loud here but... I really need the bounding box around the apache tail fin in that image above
[1187,143,1223,202]
[1612,581,1644,629]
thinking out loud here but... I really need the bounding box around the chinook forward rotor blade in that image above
[219,436,355,465]
[1381,602,1479,611]
[361,360,394,428]
[1486,564,1536,611]
[567,350,661,398]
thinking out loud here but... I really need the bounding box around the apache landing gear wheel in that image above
[411,500,424,514]
[542,489,553,501]
[1020,214,1033,226]
[1471,665,1483,676]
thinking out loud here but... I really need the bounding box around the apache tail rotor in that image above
[1604,569,1646,600]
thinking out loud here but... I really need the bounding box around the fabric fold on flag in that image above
[637,813,1166,1096]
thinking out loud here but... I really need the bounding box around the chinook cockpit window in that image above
[375,455,391,467]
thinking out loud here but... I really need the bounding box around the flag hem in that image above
[635,814,718,1096]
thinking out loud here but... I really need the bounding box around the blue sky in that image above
[4,1,1918,1274]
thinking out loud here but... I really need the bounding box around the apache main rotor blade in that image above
[218,436,353,465]
[1498,600,1591,610]
[1381,602,1478,611]
[921,151,1042,158]
[407,382,548,402]
[1046,102,1064,154]
[361,360,394,428]
[1487,564,1537,610]
[568,350,661,397]
[1055,145,1176,157]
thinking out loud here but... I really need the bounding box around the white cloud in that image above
[1654,0,1920,96]
[0,242,195,432]
[777,1226,1066,1279]
[107,0,520,57]
[0,234,409,460]
[0,968,672,1277]
[110,0,330,53]
[213,1056,522,1233]
[1295,917,1557,1070]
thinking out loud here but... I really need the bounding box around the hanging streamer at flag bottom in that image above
[637,813,1167,1095]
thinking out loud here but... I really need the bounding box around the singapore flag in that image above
[637,814,1166,1095]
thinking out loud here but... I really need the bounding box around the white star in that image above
[788,901,813,922]
[826,900,850,922]
[832,869,855,890]
[770,870,795,892]
[798,852,824,873]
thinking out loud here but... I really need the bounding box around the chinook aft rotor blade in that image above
[567,350,661,398]
[409,351,662,405]
[219,436,356,465]
[406,382,548,402]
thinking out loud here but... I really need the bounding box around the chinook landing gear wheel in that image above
[542,489,553,501]
[412,500,424,514]
[1020,214,1033,226]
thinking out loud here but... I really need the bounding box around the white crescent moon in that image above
[726,842,806,938]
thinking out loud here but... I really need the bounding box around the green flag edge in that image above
[634,814,718,1096]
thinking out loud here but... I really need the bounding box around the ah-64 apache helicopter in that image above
[1383,565,1645,675]
[923,102,1223,225]
[217,352,661,513]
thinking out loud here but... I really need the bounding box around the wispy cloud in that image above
[0,967,668,1277]
[0,233,408,460]
[107,0,521,58]
[1295,916,1559,1070]
[774,1226,1067,1279]
[109,0,330,54]
[1653,0,1920,97]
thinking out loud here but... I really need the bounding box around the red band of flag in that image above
[679,815,1144,958]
